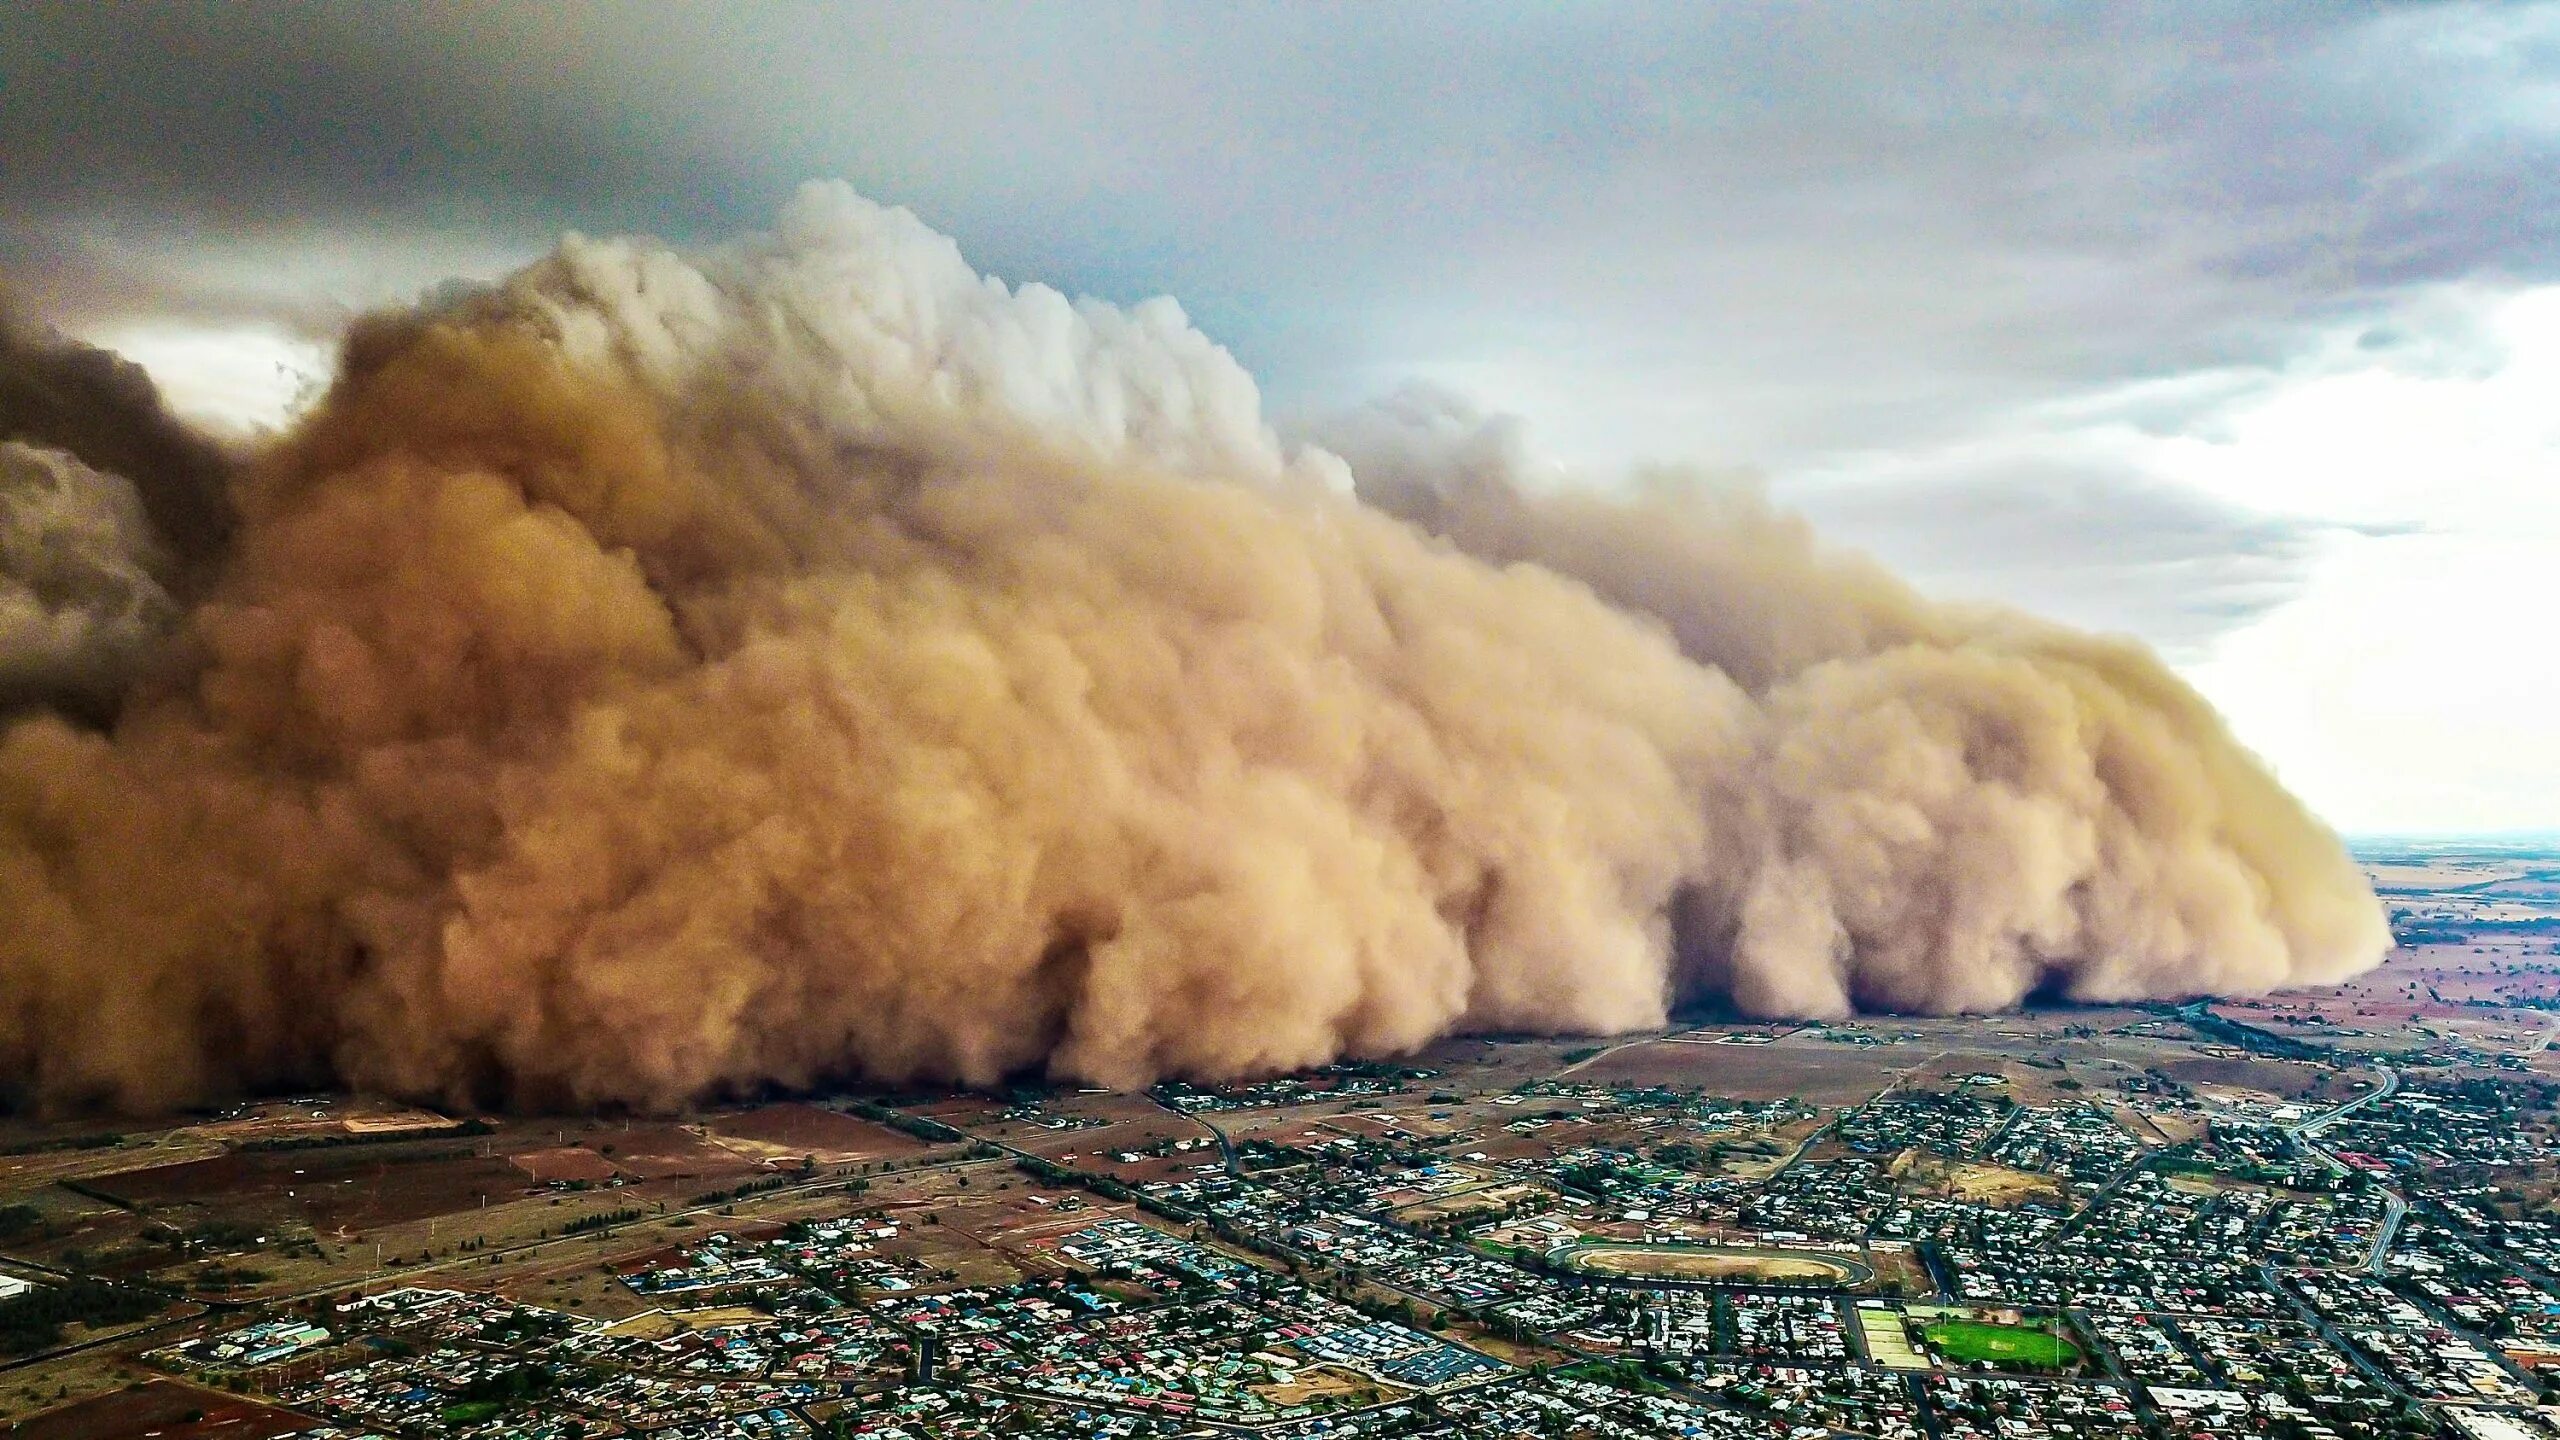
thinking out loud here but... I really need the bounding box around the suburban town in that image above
[2,838,2558,1440]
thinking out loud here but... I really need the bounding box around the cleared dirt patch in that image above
[7,1379,317,1440]
[1575,1040,1910,1104]
[1859,1307,1927,1368]
[1891,1152,2064,1208]
[705,1104,931,1163]
[511,1146,619,1185]
[1254,1366,1390,1407]
[1393,1180,1545,1227]
[597,1126,761,1182]
[2153,1055,2329,1098]
[81,1149,533,1233]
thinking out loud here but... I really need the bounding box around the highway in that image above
[2277,1060,2408,1275]
[2286,1063,2398,1139]
[2364,1191,2408,1276]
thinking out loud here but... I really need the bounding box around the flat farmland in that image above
[1314,1107,1460,1142]
[78,1147,535,1234]
[0,1135,227,1192]
[4,1378,319,1438]
[704,1103,931,1164]
[1009,1112,1220,1184]
[482,1227,725,1320]
[586,1124,762,1182]
[956,1091,1182,1150]
[905,1093,1023,1129]
[893,1185,1119,1285]
[1571,1036,1914,1103]
[1392,1179,1545,1227]
[2148,1053,2335,1100]
[1415,1035,1623,1088]
[510,1145,620,1184]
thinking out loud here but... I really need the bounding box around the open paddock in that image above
[78,1148,535,1234]
[511,1146,619,1185]
[1571,1040,1912,1105]
[4,1379,319,1440]
[706,1103,932,1163]
[2150,1053,2337,1100]
[586,1125,763,1182]
[1392,1179,1543,1226]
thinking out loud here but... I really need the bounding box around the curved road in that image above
[2287,1065,2398,1139]
[2279,1061,2406,1273]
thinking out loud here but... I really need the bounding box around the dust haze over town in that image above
[1,5,2557,1439]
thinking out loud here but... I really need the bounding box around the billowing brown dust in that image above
[0,186,2384,1111]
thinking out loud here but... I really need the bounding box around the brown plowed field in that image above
[706,1104,930,1161]
[8,1380,318,1440]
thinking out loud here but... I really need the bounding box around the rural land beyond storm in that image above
[4,5,2559,1440]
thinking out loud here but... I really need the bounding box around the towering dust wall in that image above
[0,184,2385,1111]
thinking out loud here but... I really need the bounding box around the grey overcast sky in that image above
[4,1,2556,833]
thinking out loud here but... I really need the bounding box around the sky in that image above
[2,1,2555,835]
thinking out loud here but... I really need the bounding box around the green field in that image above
[1922,1319,2079,1370]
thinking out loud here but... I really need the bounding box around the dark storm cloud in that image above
[9,4,2553,350]
[0,3,743,228]
[1,1,2548,644]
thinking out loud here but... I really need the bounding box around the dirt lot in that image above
[0,1347,201,1430]
[1010,1110,1220,1185]
[1571,1037,1916,1104]
[475,1231,692,1320]
[704,1105,930,1164]
[1892,1153,2063,1208]
[79,1148,537,1235]
[511,1146,620,1185]
[587,1125,763,1183]
[1392,1178,1543,1226]
[3,1379,319,1440]
[1416,1035,1626,1090]
[1254,1366,1390,1408]
[2149,1054,2334,1100]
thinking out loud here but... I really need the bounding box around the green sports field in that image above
[1921,1318,2079,1370]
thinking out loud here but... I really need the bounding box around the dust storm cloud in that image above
[0,185,2385,1111]
[0,309,234,716]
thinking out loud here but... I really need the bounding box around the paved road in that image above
[2259,1059,2409,1279]
[2529,1012,2560,1053]
[2287,1064,2398,1139]
[1148,1093,1240,1177]
[1555,1038,1648,1078]
[2364,1191,2408,1276]
[2262,1261,2417,1405]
